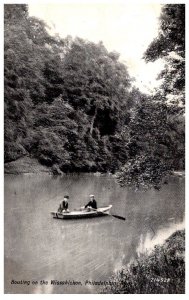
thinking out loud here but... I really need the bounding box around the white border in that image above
[1,1,187,299]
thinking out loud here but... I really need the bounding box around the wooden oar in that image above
[91,208,126,221]
[110,214,126,221]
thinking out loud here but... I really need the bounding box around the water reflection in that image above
[4,174,184,293]
[137,220,185,255]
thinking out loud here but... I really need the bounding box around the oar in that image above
[110,214,126,221]
[91,208,126,221]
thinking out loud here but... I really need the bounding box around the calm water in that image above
[4,174,185,294]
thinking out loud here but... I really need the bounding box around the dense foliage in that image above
[117,4,185,189]
[116,96,185,189]
[102,230,185,293]
[144,4,185,105]
[4,4,185,186]
[4,4,133,173]
[4,4,65,163]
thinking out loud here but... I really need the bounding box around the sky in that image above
[29,3,164,93]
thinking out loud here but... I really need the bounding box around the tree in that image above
[116,95,184,190]
[144,4,185,105]
[4,4,34,161]
[117,4,185,189]
[4,4,66,161]
[28,37,133,173]
[60,38,131,136]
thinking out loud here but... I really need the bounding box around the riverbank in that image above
[4,156,51,174]
[102,230,185,294]
[4,157,185,178]
[4,156,103,175]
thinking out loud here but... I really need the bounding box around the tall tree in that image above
[117,4,185,189]
[4,4,65,161]
[4,4,33,161]
[117,95,184,190]
[144,4,185,105]
[61,38,131,136]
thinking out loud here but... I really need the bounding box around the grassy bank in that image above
[4,156,51,174]
[102,230,185,294]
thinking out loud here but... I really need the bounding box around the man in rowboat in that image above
[84,194,97,210]
[57,195,70,213]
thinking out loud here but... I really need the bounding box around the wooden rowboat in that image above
[51,205,112,219]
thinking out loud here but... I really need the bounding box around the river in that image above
[4,173,185,294]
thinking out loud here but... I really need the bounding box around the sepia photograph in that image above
[4,1,185,294]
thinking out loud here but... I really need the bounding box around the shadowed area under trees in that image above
[4,4,185,188]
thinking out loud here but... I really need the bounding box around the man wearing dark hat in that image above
[58,195,69,213]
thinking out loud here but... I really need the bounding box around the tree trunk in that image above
[90,107,97,136]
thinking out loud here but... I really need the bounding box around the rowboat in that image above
[51,205,112,219]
